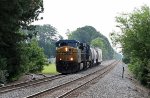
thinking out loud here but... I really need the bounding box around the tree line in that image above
[23,24,63,58]
[0,0,46,83]
[110,5,150,88]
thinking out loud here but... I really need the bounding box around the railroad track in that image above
[0,74,65,94]
[25,60,120,98]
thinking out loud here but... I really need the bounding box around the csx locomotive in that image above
[55,40,102,74]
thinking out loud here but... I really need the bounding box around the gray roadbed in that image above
[77,61,150,98]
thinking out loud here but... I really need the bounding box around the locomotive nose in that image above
[56,46,77,62]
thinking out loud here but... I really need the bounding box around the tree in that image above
[20,39,46,73]
[35,24,63,57]
[0,56,8,83]
[0,0,44,82]
[68,26,100,44]
[91,37,114,60]
[110,5,150,87]
[91,37,103,48]
[68,26,114,60]
[91,37,106,59]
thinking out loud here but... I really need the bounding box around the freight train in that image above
[55,40,102,74]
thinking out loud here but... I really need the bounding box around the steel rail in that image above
[0,74,65,94]
[58,61,120,98]
[25,60,119,98]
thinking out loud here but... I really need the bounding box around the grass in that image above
[42,64,59,74]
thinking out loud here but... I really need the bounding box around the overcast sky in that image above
[34,0,150,41]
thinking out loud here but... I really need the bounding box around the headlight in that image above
[70,57,73,61]
[65,47,68,52]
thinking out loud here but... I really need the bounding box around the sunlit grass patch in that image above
[42,64,59,74]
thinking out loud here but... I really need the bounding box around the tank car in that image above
[95,48,102,64]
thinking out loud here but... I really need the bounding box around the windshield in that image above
[57,42,78,48]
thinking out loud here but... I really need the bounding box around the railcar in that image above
[95,48,102,64]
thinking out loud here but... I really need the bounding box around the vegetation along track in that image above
[0,74,65,94]
[26,60,120,98]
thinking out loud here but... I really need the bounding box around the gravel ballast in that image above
[0,60,149,98]
[0,60,114,98]
[77,61,150,98]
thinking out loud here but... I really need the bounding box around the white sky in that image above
[34,0,150,41]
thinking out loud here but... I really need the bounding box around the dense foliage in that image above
[68,26,115,60]
[20,39,46,73]
[35,25,63,58]
[68,26,100,44]
[0,0,44,83]
[110,5,150,87]
[21,24,63,58]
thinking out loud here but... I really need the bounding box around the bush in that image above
[0,57,8,83]
[128,58,150,87]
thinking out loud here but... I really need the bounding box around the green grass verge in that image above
[42,64,59,74]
